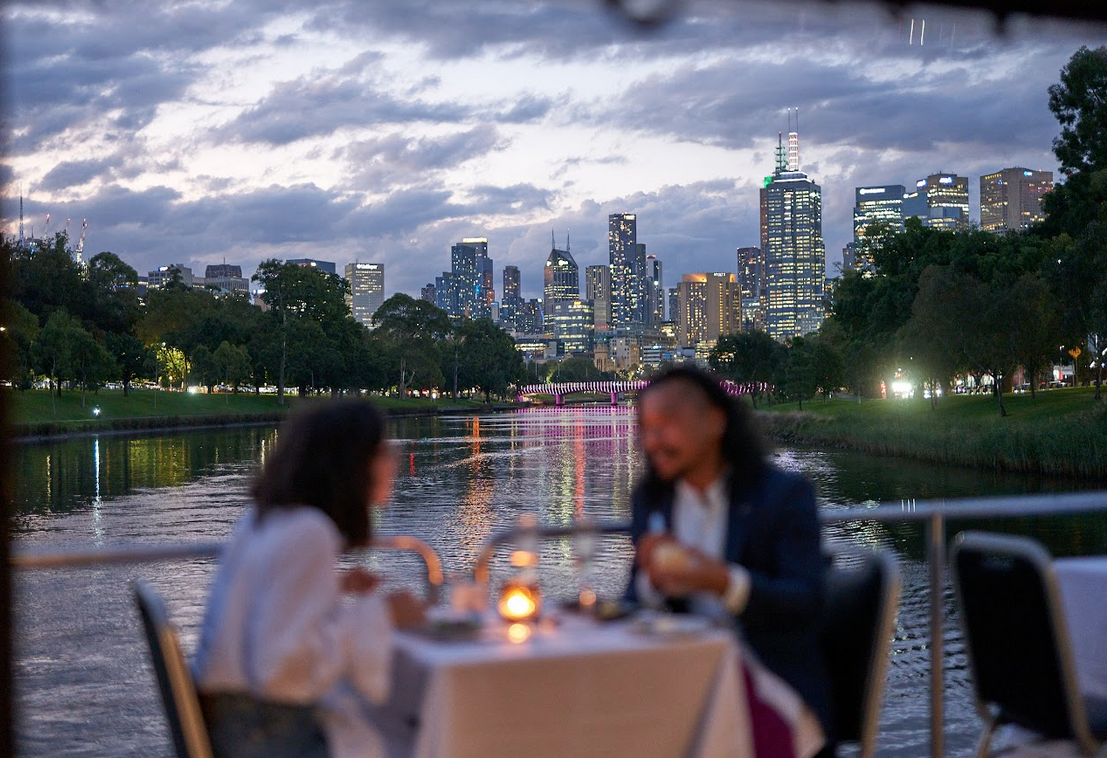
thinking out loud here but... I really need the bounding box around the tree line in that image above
[707,46,1107,416]
[1,243,525,406]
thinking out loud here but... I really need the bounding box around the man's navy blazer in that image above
[625,463,833,734]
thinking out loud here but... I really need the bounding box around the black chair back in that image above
[133,580,214,758]
[951,531,1098,755]
[821,549,900,758]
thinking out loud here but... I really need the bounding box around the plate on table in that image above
[629,611,714,638]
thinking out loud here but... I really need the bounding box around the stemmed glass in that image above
[572,518,598,612]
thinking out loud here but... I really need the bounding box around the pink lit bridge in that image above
[516,380,764,406]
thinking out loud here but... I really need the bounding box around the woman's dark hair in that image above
[637,365,768,502]
[251,398,387,547]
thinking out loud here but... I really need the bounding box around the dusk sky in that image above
[2,0,1103,300]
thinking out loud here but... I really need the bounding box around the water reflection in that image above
[10,407,1107,758]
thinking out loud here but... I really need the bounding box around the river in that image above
[11,407,1107,757]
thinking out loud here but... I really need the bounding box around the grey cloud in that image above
[39,158,116,191]
[344,125,505,187]
[218,74,466,146]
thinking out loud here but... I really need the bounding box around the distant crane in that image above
[76,219,87,264]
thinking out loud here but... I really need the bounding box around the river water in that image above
[11,407,1107,758]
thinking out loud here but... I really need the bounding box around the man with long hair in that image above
[626,366,832,752]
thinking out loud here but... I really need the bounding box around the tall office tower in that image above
[608,213,638,327]
[736,246,765,332]
[500,265,521,330]
[518,299,544,335]
[852,185,906,273]
[204,263,249,296]
[902,173,969,231]
[435,271,456,315]
[980,168,1053,232]
[763,131,826,341]
[344,262,385,327]
[420,283,436,304]
[543,234,579,328]
[478,256,495,317]
[841,243,858,273]
[549,299,596,355]
[449,239,480,317]
[676,273,740,347]
[645,254,664,327]
[634,242,648,324]
[667,287,680,325]
[585,264,612,332]
[287,258,337,275]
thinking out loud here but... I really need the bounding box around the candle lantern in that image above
[497,578,542,623]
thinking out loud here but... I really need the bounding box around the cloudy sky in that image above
[1,0,1103,300]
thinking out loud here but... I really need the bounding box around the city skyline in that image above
[1,1,1100,299]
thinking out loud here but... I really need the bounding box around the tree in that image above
[899,266,973,410]
[455,319,525,401]
[156,344,190,389]
[372,294,452,395]
[708,330,786,407]
[33,310,80,403]
[1048,46,1107,177]
[214,341,252,393]
[1,299,40,389]
[189,345,220,394]
[69,328,115,407]
[105,332,149,396]
[780,336,817,411]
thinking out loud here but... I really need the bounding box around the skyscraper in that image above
[204,263,248,296]
[736,246,764,331]
[501,265,521,330]
[608,213,637,328]
[676,273,740,347]
[435,271,456,315]
[763,131,825,341]
[852,185,906,273]
[543,235,579,327]
[345,262,385,327]
[448,238,491,318]
[634,242,648,324]
[585,264,611,332]
[420,282,436,304]
[645,254,664,327]
[903,173,969,231]
[980,168,1053,232]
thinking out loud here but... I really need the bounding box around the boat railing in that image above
[9,489,1107,758]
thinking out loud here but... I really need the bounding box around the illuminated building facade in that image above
[608,213,639,328]
[903,173,969,231]
[736,246,765,331]
[645,254,664,328]
[763,136,825,340]
[979,168,1053,232]
[677,273,739,347]
[344,262,385,327]
[500,265,521,330]
[549,299,595,355]
[543,239,579,328]
[585,265,611,332]
[287,258,337,275]
[852,185,905,272]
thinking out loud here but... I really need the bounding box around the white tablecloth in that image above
[382,614,754,758]
[1054,557,1107,700]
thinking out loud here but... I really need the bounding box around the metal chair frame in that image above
[951,531,1103,758]
[133,579,214,758]
[822,548,901,758]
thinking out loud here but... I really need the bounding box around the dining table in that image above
[1054,556,1107,704]
[374,608,821,758]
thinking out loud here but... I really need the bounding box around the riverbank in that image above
[5,388,512,440]
[759,387,1107,479]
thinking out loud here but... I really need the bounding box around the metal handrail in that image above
[10,535,445,605]
[470,490,1107,758]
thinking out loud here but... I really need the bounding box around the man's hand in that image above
[339,567,381,594]
[644,543,730,598]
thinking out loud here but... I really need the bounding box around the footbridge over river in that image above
[516,379,763,405]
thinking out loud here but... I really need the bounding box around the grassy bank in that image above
[5,388,500,438]
[759,387,1107,479]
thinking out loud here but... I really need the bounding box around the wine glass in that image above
[572,519,598,612]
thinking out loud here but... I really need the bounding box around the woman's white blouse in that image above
[194,506,393,758]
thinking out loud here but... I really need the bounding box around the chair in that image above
[950,531,1104,758]
[820,548,901,758]
[133,579,214,758]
